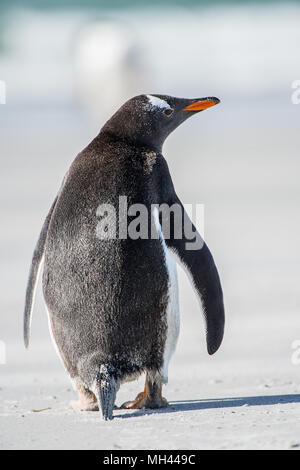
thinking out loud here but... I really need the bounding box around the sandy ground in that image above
[1,98,300,449]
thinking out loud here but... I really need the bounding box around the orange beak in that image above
[183,97,220,112]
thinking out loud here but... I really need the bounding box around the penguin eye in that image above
[163,108,174,117]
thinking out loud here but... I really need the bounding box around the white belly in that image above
[161,246,180,383]
[153,208,180,383]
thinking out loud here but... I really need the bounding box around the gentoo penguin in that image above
[23,94,225,420]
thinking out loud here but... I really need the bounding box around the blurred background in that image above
[1,0,300,448]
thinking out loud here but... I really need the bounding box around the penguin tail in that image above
[93,366,118,421]
[23,197,57,348]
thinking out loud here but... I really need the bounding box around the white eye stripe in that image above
[146,94,171,110]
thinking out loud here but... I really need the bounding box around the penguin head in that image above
[101,94,220,151]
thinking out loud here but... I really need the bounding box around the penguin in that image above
[23,94,225,420]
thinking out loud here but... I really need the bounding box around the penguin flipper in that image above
[23,196,58,348]
[163,196,225,355]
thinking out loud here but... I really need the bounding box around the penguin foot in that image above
[121,391,168,410]
[70,399,99,412]
[70,380,99,411]
[121,371,168,410]
[71,398,118,415]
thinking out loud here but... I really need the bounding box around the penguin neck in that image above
[98,128,164,154]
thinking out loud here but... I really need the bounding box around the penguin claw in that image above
[121,392,168,410]
[70,399,99,412]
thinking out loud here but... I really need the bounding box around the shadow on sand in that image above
[115,394,300,419]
